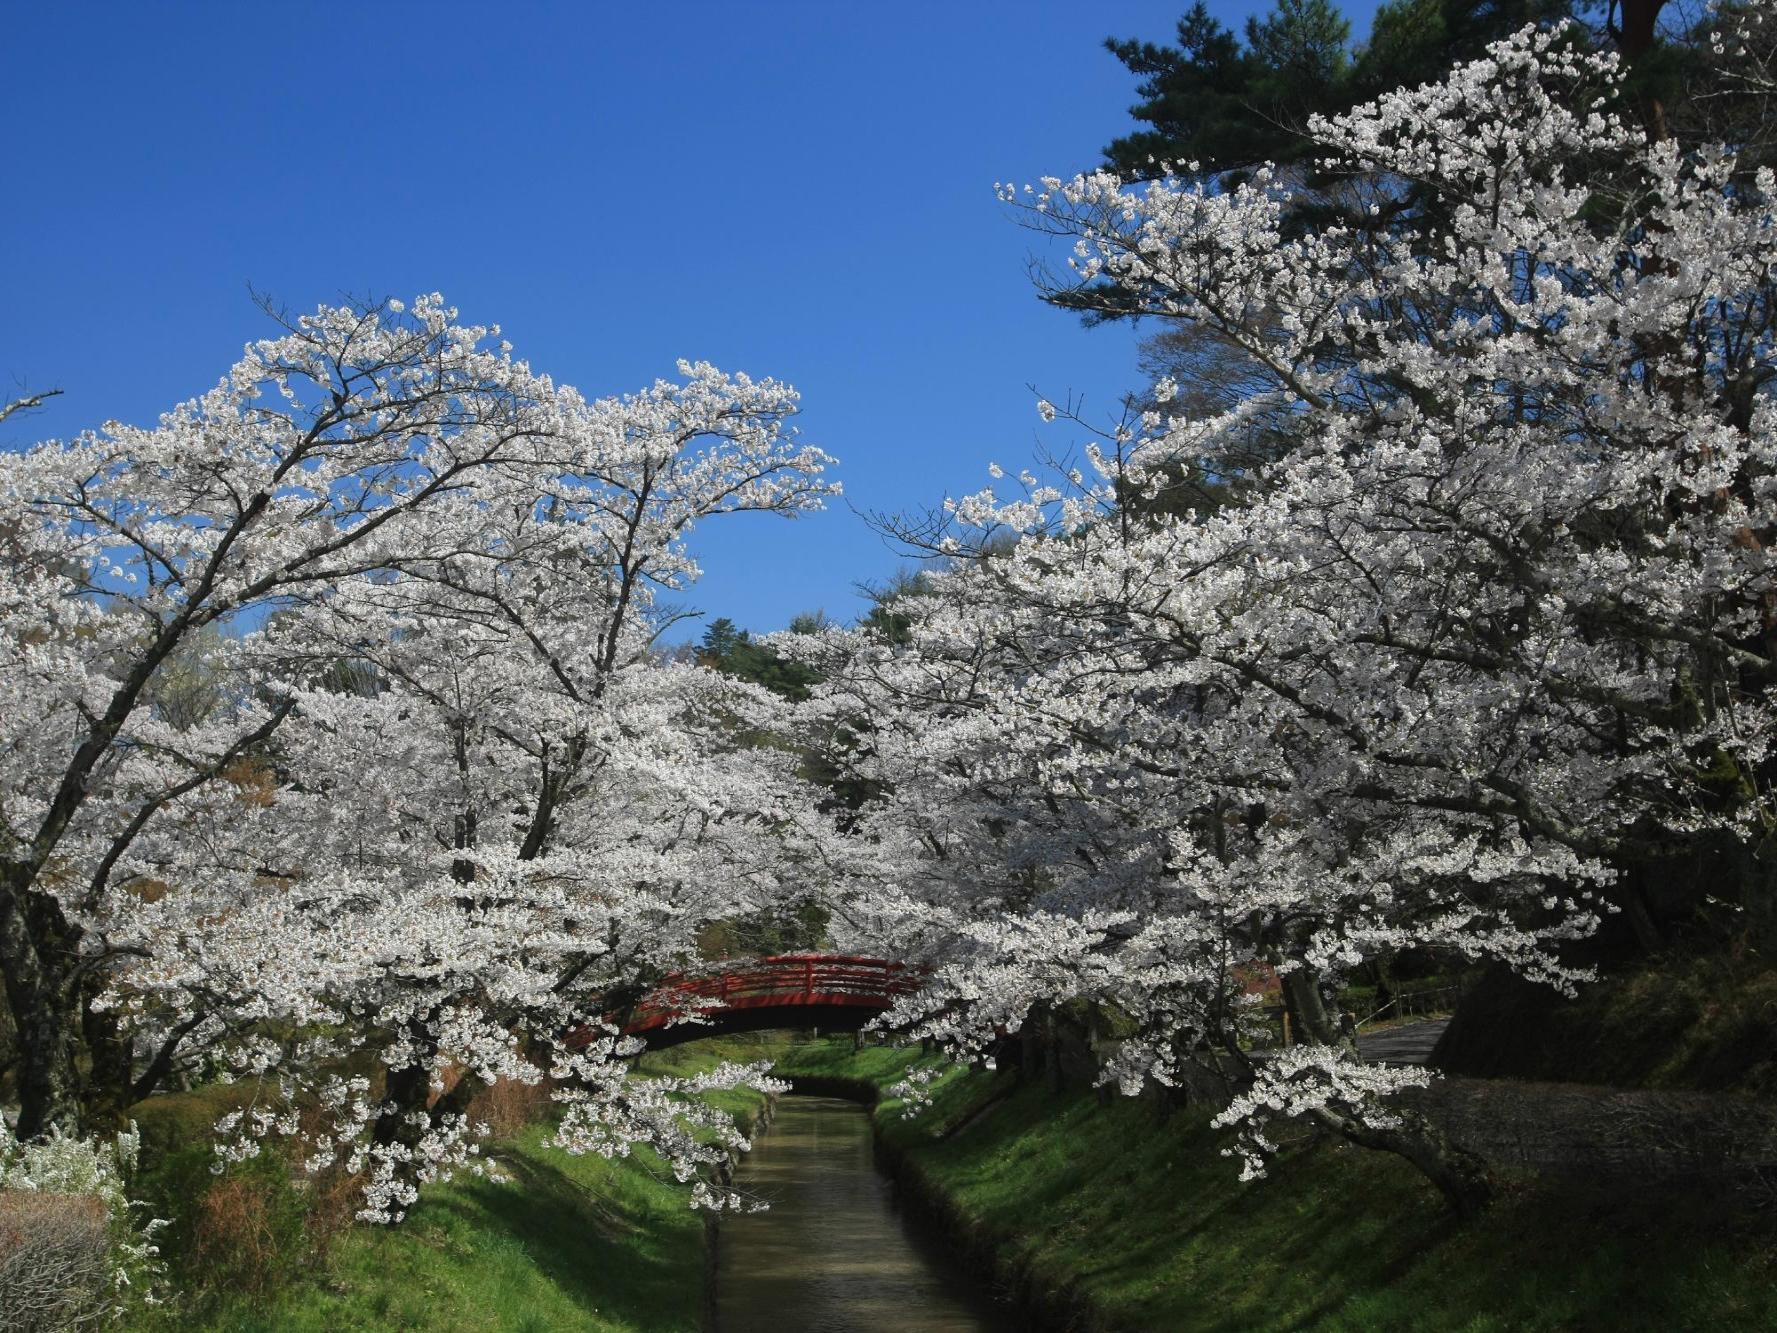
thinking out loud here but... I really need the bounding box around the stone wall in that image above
[1408,1077,1777,1202]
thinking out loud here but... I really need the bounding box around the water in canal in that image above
[714,1094,1014,1332]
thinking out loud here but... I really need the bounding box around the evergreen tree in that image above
[1100,0,1581,183]
[697,615,822,701]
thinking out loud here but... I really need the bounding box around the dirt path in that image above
[1357,1018,1449,1066]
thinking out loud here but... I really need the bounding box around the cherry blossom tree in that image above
[793,13,1775,1215]
[0,296,841,1217]
[1,293,567,1136]
[182,366,844,1217]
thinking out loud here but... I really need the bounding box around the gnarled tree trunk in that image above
[1280,965,1494,1218]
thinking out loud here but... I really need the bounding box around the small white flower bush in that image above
[0,1117,165,1328]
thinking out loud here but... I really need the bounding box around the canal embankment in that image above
[122,1034,786,1332]
[114,1025,1777,1331]
[770,1037,1777,1332]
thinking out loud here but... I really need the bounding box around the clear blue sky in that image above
[2,1,1379,640]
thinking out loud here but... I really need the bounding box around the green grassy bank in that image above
[771,1038,1777,1332]
[124,1036,782,1332]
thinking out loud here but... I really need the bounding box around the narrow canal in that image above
[713,1095,1014,1332]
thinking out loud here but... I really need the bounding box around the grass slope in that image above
[129,1035,782,1332]
[179,1119,706,1333]
[772,1038,1777,1332]
[1436,953,1777,1095]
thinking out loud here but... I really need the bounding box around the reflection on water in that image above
[715,1095,1014,1333]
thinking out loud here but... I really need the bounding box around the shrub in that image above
[189,1155,309,1297]
[135,1121,364,1309]
[467,1075,554,1140]
[139,1142,308,1300]
[0,1120,163,1327]
[0,1192,111,1330]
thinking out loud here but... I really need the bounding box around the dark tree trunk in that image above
[0,867,86,1138]
[1614,0,1672,142]
[373,1057,434,1152]
[428,1071,481,1127]
[1615,0,1665,60]
[80,988,134,1127]
[370,1025,484,1223]
[371,1018,482,1157]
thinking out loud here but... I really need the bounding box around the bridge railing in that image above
[621,954,920,1035]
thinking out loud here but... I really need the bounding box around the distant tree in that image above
[1064,1,1596,337]
[1350,0,1588,94]
[141,624,232,732]
[698,616,822,701]
[1099,0,1581,185]
[690,610,840,954]
[699,616,748,665]
[1099,3,1285,183]
[1062,0,1713,454]
[856,569,932,647]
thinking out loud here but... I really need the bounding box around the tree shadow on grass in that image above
[919,1086,1461,1333]
[419,1147,700,1332]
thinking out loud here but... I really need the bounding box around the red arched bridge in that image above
[570,953,1453,1066]
[589,954,921,1050]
